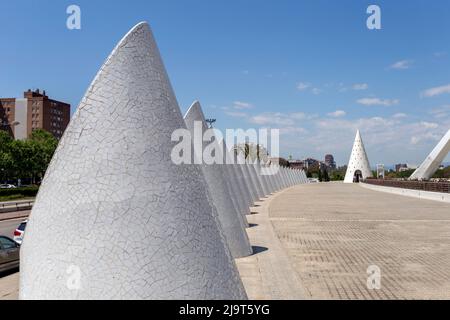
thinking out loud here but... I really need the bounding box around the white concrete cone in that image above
[246,164,260,201]
[289,169,295,186]
[283,168,290,189]
[236,164,254,211]
[303,171,309,183]
[184,101,252,258]
[273,165,282,192]
[221,143,251,220]
[288,169,293,186]
[249,162,264,200]
[239,157,258,204]
[261,161,273,194]
[344,130,372,183]
[256,162,270,197]
[230,151,253,212]
[267,164,277,193]
[20,22,247,300]
[281,167,287,189]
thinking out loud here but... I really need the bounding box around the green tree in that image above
[0,131,13,182]
[0,129,58,184]
[322,169,330,182]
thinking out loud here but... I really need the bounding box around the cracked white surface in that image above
[183,102,252,259]
[20,22,246,300]
[344,130,372,183]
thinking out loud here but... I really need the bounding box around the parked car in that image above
[13,220,27,245]
[0,184,16,189]
[0,236,20,273]
[308,178,320,183]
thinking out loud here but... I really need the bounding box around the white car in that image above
[13,220,27,245]
[308,178,320,183]
[0,184,17,189]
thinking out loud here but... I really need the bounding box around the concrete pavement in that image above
[0,217,27,238]
[235,191,307,300]
[3,182,450,300]
[269,182,450,299]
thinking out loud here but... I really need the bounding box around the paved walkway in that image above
[4,183,450,300]
[235,190,306,300]
[268,182,450,299]
[0,272,19,300]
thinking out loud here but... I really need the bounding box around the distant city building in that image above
[395,164,408,172]
[0,89,70,140]
[289,159,305,170]
[324,154,336,169]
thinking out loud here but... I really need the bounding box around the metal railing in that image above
[0,200,34,214]
[363,179,450,194]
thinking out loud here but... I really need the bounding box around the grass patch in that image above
[0,187,39,202]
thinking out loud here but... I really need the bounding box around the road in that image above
[0,214,23,300]
[0,216,28,239]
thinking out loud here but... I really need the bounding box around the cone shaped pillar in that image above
[20,23,246,300]
[184,101,252,258]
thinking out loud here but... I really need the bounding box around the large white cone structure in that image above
[249,162,264,199]
[20,22,246,300]
[344,130,372,183]
[184,101,252,258]
[410,129,450,180]
[256,162,270,197]
[221,143,251,217]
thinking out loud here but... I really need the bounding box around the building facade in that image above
[324,154,336,169]
[0,89,70,140]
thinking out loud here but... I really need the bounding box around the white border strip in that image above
[360,182,450,204]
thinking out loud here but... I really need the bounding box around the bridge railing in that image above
[0,200,34,214]
[363,179,450,194]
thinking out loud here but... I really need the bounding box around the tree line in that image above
[0,129,58,185]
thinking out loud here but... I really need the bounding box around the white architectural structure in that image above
[344,130,372,183]
[183,101,252,258]
[410,129,450,180]
[20,22,247,300]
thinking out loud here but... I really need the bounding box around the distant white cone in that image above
[344,130,372,183]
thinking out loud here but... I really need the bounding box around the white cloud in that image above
[233,101,253,109]
[357,98,400,107]
[434,52,447,58]
[421,84,450,98]
[297,82,311,91]
[430,105,450,118]
[248,111,316,127]
[290,112,308,120]
[420,121,439,129]
[311,88,322,95]
[392,113,407,119]
[390,60,413,70]
[250,113,295,126]
[352,83,368,90]
[225,111,248,118]
[327,110,346,118]
[280,127,307,135]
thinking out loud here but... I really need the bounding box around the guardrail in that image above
[363,179,450,194]
[0,200,34,214]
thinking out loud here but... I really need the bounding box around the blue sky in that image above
[1,0,450,166]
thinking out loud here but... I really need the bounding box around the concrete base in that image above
[235,188,306,300]
[361,182,450,204]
